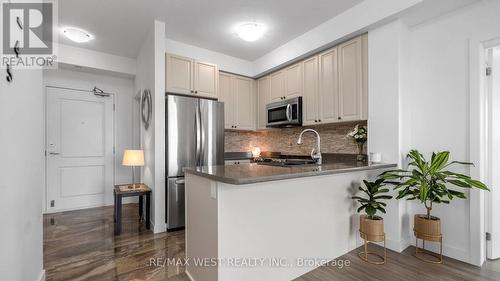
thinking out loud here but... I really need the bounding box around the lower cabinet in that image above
[218,72,256,130]
[224,159,252,165]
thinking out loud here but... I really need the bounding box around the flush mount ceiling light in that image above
[62,27,94,43]
[236,22,266,42]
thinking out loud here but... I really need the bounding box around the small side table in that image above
[114,184,151,235]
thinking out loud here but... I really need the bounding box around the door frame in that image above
[469,32,500,266]
[43,85,116,213]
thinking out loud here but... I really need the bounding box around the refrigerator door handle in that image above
[195,102,201,166]
[200,107,206,166]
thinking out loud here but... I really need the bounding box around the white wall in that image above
[0,69,44,281]
[165,38,254,77]
[135,20,166,233]
[399,0,500,264]
[43,67,140,203]
[367,20,410,252]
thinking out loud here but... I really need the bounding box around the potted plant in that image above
[347,124,367,161]
[352,179,392,242]
[381,150,489,253]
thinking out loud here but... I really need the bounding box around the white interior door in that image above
[46,87,114,213]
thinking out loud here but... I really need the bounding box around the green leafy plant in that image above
[352,179,392,220]
[381,150,489,220]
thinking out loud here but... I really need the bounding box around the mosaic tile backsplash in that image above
[225,121,367,155]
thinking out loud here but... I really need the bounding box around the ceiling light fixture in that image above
[236,22,266,42]
[62,27,94,43]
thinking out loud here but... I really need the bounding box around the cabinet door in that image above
[338,37,362,121]
[318,48,339,124]
[194,61,219,99]
[166,54,194,95]
[234,76,255,130]
[269,71,285,102]
[302,56,319,126]
[285,63,302,99]
[257,76,270,130]
[218,73,234,129]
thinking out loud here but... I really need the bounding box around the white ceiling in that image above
[58,0,362,60]
[164,0,362,61]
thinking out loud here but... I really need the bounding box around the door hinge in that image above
[486,232,491,241]
[486,67,492,76]
[50,200,55,208]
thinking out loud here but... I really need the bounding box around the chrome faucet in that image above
[297,129,322,165]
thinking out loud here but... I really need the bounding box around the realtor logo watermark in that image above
[1,0,58,69]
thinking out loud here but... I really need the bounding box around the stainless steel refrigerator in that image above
[165,94,224,230]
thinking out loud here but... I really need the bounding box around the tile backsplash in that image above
[225,121,367,155]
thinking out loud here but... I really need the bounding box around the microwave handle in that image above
[286,104,292,122]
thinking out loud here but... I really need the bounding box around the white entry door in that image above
[46,87,114,213]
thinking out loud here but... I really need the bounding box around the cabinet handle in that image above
[338,117,341,120]
[195,90,198,94]
[319,119,322,122]
[190,90,194,93]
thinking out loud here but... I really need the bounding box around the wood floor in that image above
[44,205,500,281]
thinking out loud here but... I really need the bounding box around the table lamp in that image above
[122,149,144,189]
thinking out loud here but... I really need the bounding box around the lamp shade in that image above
[122,150,144,166]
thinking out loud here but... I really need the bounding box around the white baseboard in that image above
[185,270,195,281]
[151,219,167,233]
[37,270,45,281]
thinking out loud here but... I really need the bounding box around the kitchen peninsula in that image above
[184,161,396,281]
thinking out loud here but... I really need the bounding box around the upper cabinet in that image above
[302,56,319,126]
[166,53,219,99]
[269,63,303,103]
[285,63,303,99]
[255,34,368,128]
[218,72,256,131]
[269,70,285,102]
[257,76,270,130]
[318,48,339,124]
[337,36,363,122]
[166,54,193,95]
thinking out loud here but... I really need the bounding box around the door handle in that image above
[195,103,201,166]
[286,104,292,122]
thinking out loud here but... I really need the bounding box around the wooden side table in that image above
[114,184,151,235]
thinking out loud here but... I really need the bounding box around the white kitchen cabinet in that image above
[219,72,234,129]
[234,76,255,130]
[257,76,270,130]
[285,63,302,99]
[269,70,285,102]
[302,56,319,126]
[337,36,363,122]
[166,54,193,95]
[218,72,256,130]
[224,159,252,165]
[166,53,219,98]
[318,47,339,124]
[194,60,219,99]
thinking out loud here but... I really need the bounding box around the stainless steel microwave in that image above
[266,97,302,127]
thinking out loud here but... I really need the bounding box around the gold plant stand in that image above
[358,230,387,265]
[414,230,443,264]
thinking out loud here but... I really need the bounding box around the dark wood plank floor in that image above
[44,205,500,281]
[43,204,189,281]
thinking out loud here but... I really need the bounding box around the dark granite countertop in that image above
[184,161,397,185]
